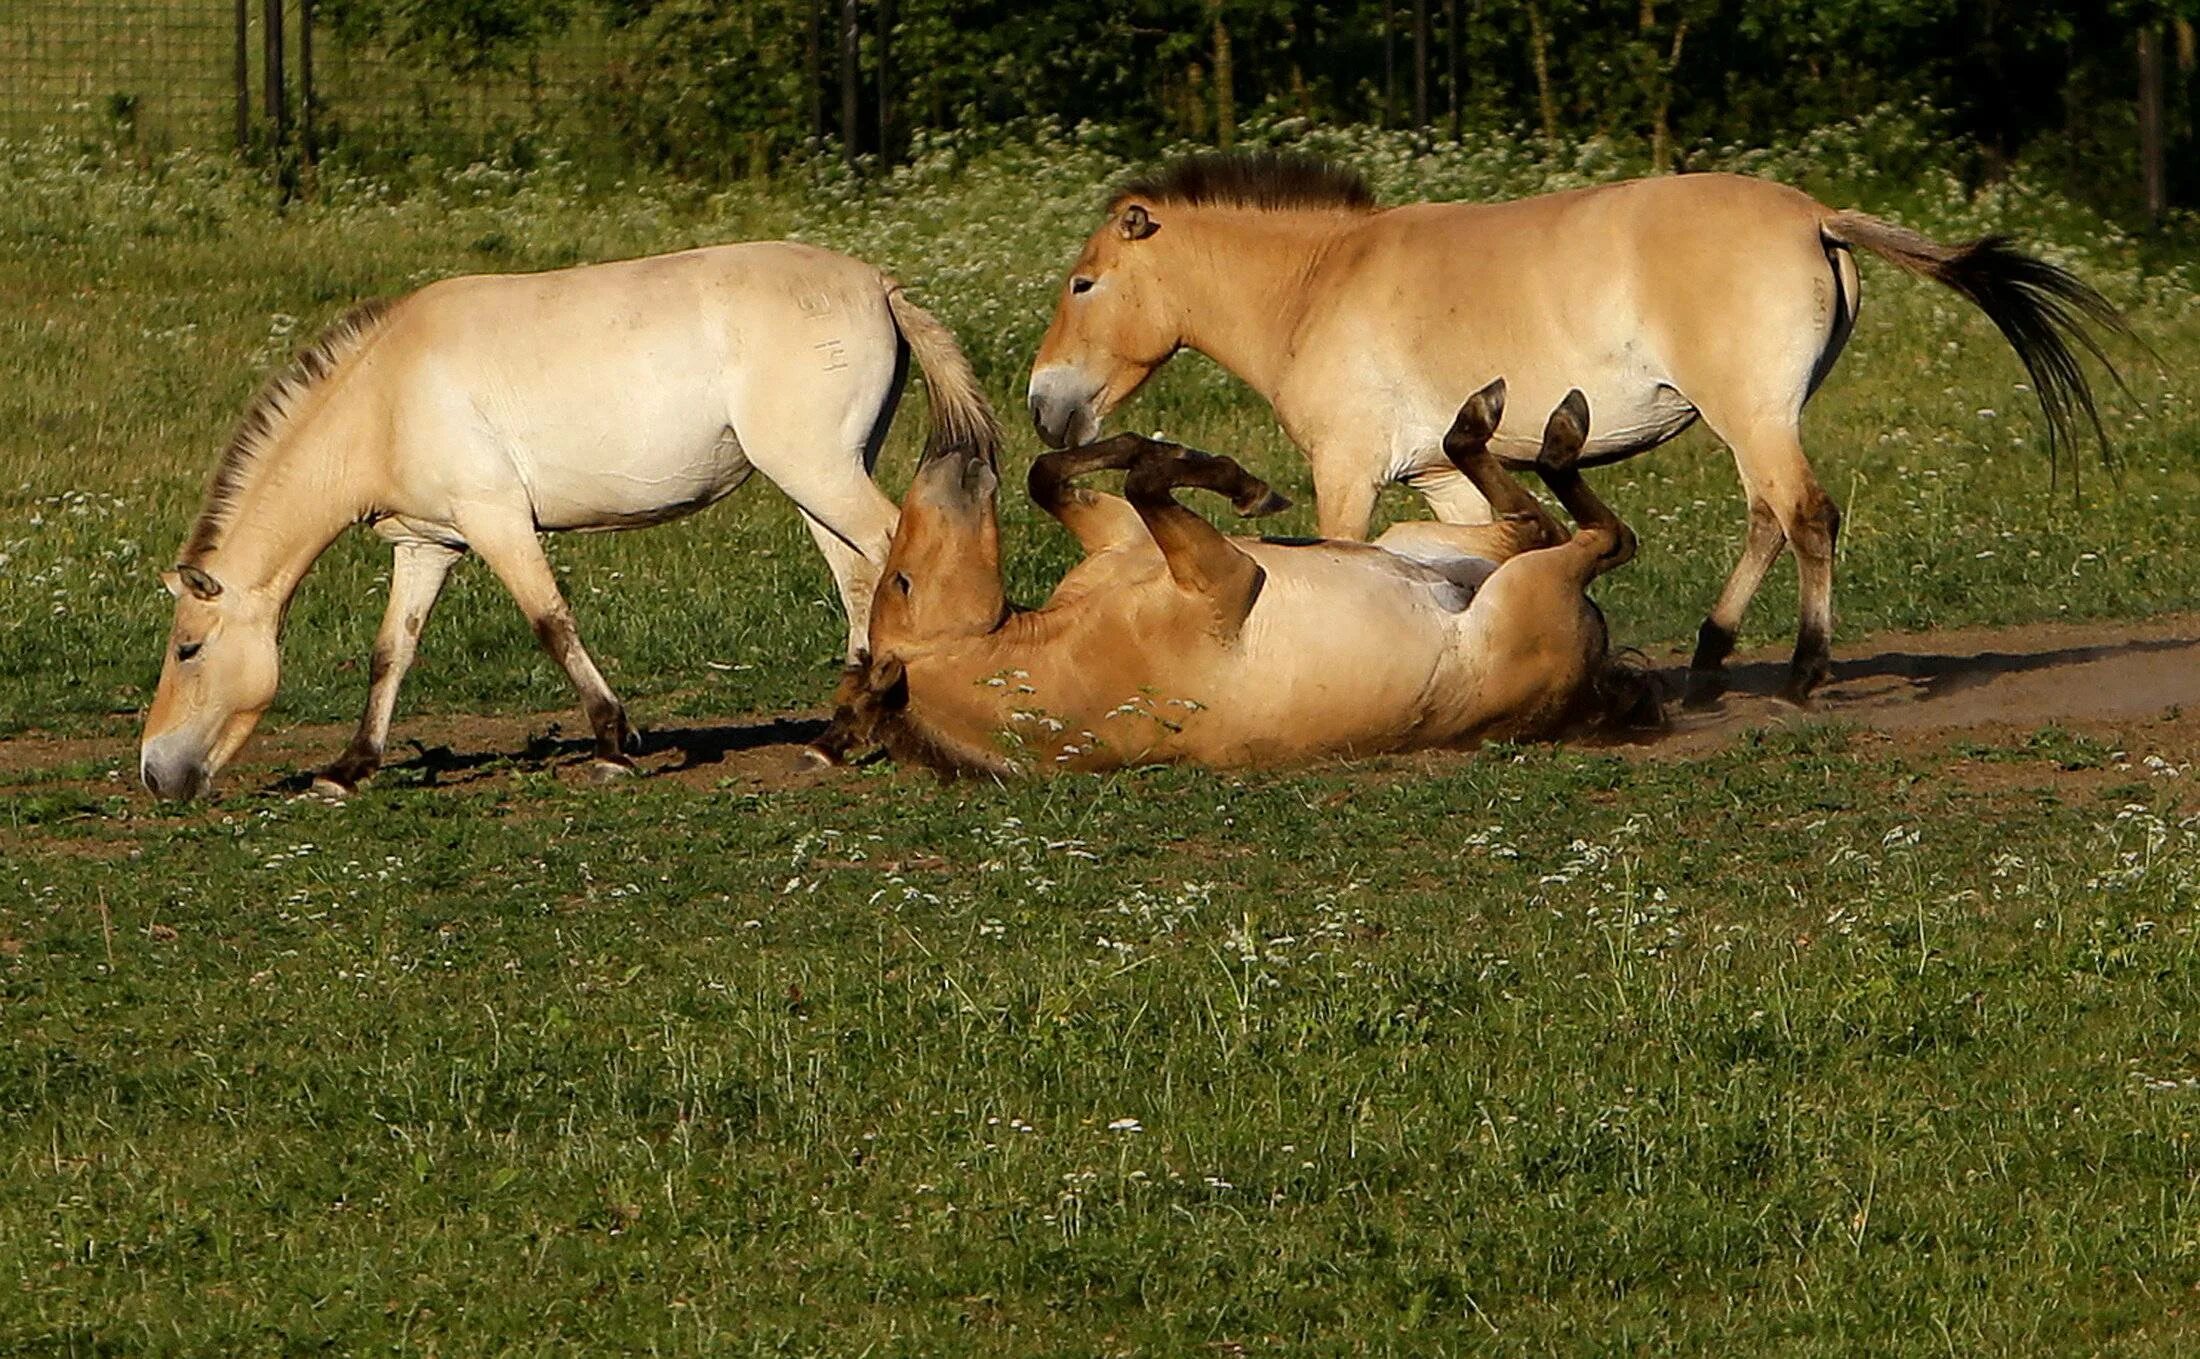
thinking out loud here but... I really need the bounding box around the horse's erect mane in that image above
[180,297,397,565]
[1111,150,1377,215]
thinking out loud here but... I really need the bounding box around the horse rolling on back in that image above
[1028,150,2130,705]
[822,380,1649,776]
[140,241,997,801]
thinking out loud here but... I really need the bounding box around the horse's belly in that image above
[527,427,754,531]
[1482,381,1697,466]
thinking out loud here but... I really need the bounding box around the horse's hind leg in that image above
[461,512,640,780]
[1686,486,1786,708]
[315,538,463,795]
[1530,392,1638,576]
[1440,378,1567,546]
[1695,419,1837,705]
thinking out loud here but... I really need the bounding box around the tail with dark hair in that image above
[1822,211,2133,466]
[884,283,1001,468]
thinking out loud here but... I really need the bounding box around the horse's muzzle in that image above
[140,746,207,802]
[1026,367,1100,449]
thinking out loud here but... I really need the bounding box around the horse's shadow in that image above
[1647,632,2200,723]
[265,715,829,794]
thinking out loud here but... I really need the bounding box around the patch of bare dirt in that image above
[6,612,2200,803]
[1613,611,2200,763]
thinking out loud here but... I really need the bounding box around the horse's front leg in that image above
[315,538,462,796]
[461,513,640,780]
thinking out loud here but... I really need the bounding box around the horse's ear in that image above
[1119,204,1160,241]
[161,569,185,600]
[175,563,224,601]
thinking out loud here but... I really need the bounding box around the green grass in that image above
[9,730,2200,1352]
[6,123,2200,1352]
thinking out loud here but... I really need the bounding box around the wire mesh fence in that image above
[0,1,628,160]
[2,1,243,149]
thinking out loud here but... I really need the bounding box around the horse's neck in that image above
[1166,209,1357,399]
[205,423,373,604]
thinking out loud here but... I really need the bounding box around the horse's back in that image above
[367,241,899,528]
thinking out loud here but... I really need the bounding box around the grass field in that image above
[7,120,2200,1352]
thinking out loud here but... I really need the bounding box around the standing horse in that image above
[141,241,997,801]
[1028,151,2128,704]
[822,380,1646,775]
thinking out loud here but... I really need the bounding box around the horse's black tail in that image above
[1822,210,2135,468]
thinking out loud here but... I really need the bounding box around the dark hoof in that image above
[797,744,839,770]
[311,755,374,798]
[1777,663,1830,709]
[1682,670,1727,710]
[1234,487,1292,518]
[622,727,644,756]
[309,773,360,800]
[589,756,638,784]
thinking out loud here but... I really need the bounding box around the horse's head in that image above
[140,561,280,801]
[814,441,1010,766]
[871,443,1007,653]
[1028,198,1179,449]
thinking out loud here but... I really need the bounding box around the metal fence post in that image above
[234,0,250,151]
[299,0,316,171]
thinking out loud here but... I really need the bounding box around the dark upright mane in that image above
[1111,150,1377,214]
[180,297,397,565]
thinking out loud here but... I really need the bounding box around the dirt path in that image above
[1625,611,2200,756]
[6,613,2199,798]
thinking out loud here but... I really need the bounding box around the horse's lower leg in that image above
[317,540,461,794]
[1312,463,1382,541]
[466,518,639,777]
[800,509,893,666]
[1687,497,1785,707]
[1780,488,1841,703]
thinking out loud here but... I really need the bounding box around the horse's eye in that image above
[176,641,203,662]
[1071,277,1095,295]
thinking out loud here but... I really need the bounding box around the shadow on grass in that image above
[261,715,831,794]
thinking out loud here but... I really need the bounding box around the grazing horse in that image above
[821,381,1648,776]
[1027,151,2128,704]
[140,241,997,801]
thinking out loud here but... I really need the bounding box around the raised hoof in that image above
[588,756,639,785]
[1234,488,1292,518]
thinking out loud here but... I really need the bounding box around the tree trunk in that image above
[840,0,859,166]
[806,0,823,141]
[877,0,895,164]
[1650,18,1686,173]
[1186,63,1209,140]
[1526,1,1557,143]
[1212,7,1235,148]
[1382,0,1396,127]
[1412,0,1429,131]
[2139,23,2167,226]
[1446,0,1461,142]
